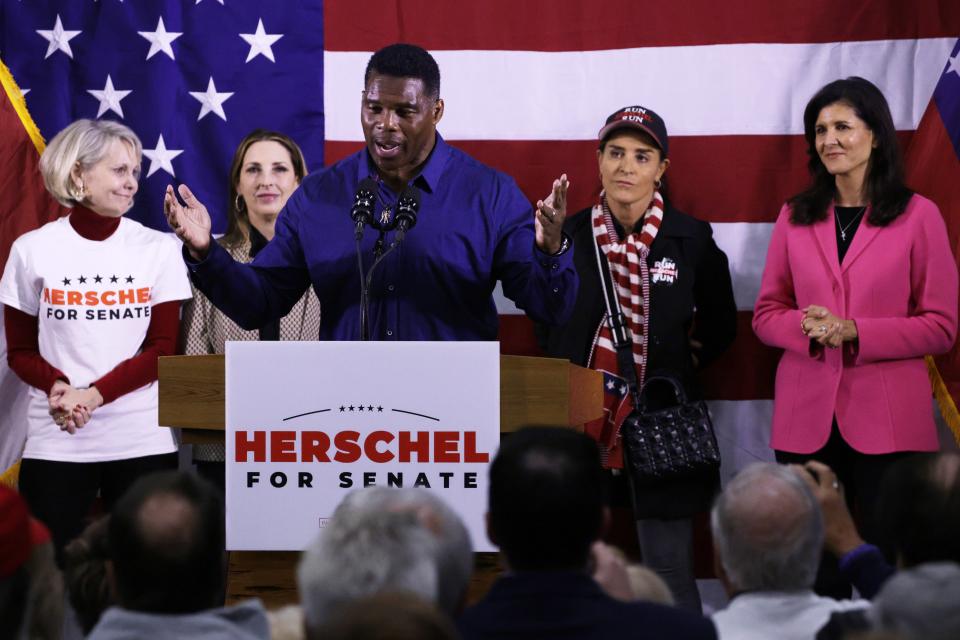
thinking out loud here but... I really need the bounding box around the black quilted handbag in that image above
[619,376,720,483]
[591,235,720,484]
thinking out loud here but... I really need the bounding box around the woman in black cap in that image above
[536,106,737,611]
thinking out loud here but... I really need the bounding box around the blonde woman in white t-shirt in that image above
[0,119,192,558]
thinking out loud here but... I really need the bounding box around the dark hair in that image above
[789,76,911,226]
[364,43,441,99]
[222,129,308,248]
[488,427,605,571]
[63,516,113,634]
[109,471,225,614]
[876,452,960,567]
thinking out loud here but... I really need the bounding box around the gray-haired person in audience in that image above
[296,487,473,636]
[710,463,868,640]
[868,562,960,640]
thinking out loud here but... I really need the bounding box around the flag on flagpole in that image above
[904,38,960,444]
[0,56,65,476]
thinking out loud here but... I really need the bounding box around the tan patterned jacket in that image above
[180,237,321,355]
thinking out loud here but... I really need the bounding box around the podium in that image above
[159,352,602,607]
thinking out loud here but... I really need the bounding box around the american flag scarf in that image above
[586,191,664,468]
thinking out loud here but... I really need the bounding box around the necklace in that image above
[835,206,866,241]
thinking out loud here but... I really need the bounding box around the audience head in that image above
[224,129,307,247]
[63,516,113,634]
[40,119,143,214]
[108,471,225,614]
[487,426,606,572]
[876,452,960,567]
[297,486,471,634]
[310,591,458,640]
[870,562,960,640]
[711,462,823,594]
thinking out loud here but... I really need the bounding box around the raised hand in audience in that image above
[793,460,864,557]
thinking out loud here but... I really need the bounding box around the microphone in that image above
[350,178,378,240]
[393,186,420,243]
[352,178,377,341]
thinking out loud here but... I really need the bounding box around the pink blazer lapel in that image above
[840,206,881,272]
[813,206,843,284]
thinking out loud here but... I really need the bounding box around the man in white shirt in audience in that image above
[710,463,868,640]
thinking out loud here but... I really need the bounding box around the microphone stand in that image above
[359,186,419,340]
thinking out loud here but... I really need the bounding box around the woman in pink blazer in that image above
[753,77,958,551]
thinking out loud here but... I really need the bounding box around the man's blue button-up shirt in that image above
[185,135,578,340]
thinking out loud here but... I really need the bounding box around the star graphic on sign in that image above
[62,277,71,286]
[36,14,81,60]
[125,275,134,283]
[947,53,960,79]
[138,17,182,61]
[606,379,615,390]
[21,89,30,97]
[110,275,119,283]
[619,384,628,394]
[142,134,183,178]
[348,405,355,411]
[189,78,233,121]
[357,405,365,412]
[367,405,374,412]
[339,406,345,412]
[377,406,383,412]
[239,19,283,63]
[78,275,87,284]
[94,275,103,283]
[87,75,132,118]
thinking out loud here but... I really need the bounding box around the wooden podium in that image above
[158,353,602,607]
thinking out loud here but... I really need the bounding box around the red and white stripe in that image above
[324,1,960,477]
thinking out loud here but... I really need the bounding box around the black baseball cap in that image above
[598,105,669,157]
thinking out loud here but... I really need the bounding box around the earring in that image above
[69,181,86,201]
[235,193,245,211]
[654,179,662,190]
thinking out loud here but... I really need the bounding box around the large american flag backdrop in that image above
[1,1,958,475]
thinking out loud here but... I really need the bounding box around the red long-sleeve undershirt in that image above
[4,206,181,405]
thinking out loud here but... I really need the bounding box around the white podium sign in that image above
[225,341,500,551]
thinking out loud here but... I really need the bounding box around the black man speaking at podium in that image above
[164,43,577,341]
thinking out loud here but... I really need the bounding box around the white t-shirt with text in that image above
[0,216,192,462]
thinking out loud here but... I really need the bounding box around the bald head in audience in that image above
[712,462,823,594]
[108,471,225,613]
